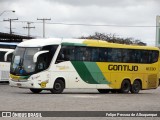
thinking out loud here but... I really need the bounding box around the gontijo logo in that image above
[108,64,138,71]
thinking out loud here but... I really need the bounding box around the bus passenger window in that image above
[7,53,13,62]
[91,48,99,61]
[75,47,86,61]
[150,51,159,63]
[37,54,47,71]
[68,47,93,61]
[0,51,6,62]
[56,46,75,63]
[83,50,91,61]
[99,48,108,62]
[42,45,58,66]
[141,51,149,63]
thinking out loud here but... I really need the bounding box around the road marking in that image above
[71,95,100,98]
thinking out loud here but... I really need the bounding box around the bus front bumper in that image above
[9,80,35,88]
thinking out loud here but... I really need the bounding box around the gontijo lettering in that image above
[108,64,138,71]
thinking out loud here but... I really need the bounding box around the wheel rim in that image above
[121,80,130,93]
[123,82,130,91]
[54,83,61,91]
[124,83,129,90]
[133,81,140,92]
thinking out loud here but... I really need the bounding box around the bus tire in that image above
[130,80,141,94]
[30,88,42,93]
[50,79,65,94]
[97,89,110,93]
[120,80,131,93]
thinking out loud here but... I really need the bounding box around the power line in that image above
[45,22,159,28]
[1,20,159,28]
[15,21,160,27]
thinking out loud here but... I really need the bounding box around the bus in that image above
[9,38,160,94]
[0,42,18,49]
[0,48,14,82]
[0,42,19,82]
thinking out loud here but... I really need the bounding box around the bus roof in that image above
[0,42,19,45]
[17,38,159,50]
[17,38,84,47]
[0,48,14,52]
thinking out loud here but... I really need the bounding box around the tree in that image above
[79,32,146,46]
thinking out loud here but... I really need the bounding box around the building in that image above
[0,32,34,42]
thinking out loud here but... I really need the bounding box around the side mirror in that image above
[4,49,14,62]
[33,51,49,63]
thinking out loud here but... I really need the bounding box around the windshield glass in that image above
[10,47,41,75]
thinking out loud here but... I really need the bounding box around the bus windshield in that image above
[10,47,41,75]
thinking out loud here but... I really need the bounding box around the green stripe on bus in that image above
[61,42,87,46]
[71,61,110,84]
[84,62,110,84]
[71,61,98,84]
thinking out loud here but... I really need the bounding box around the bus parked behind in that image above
[0,42,19,82]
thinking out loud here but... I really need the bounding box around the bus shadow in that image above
[0,82,9,85]
[19,91,153,95]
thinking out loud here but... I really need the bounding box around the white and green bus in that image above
[9,38,160,93]
[0,42,18,82]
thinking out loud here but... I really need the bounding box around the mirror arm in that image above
[4,49,14,62]
[33,51,49,63]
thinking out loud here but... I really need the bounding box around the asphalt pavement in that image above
[0,83,160,120]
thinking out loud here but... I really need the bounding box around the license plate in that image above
[17,83,21,87]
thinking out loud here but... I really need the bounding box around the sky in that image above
[0,0,160,46]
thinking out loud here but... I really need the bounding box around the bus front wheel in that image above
[30,88,42,93]
[120,80,131,93]
[50,79,65,94]
[97,89,110,93]
[130,80,141,94]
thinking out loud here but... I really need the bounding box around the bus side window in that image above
[83,48,91,61]
[56,50,65,63]
[111,48,122,62]
[91,48,99,61]
[0,51,6,62]
[122,49,128,62]
[141,50,149,63]
[75,47,85,61]
[133,50,141,63]
[150,51,159,63]
[56,46,75,63]
[99,48,108,62]
[42,45,58,66]
[37,54,47,71]
[7,53,13,62]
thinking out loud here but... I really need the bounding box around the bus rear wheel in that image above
[97,89,110,93]
[30,88,42,93]
[50,79,65,94]
[130,80,141,94]
[120,80,131,93]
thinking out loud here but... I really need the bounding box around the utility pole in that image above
[156,16,160,47]
[37,18,51,38]
[23,22,35,37]
[3,18,18,34]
